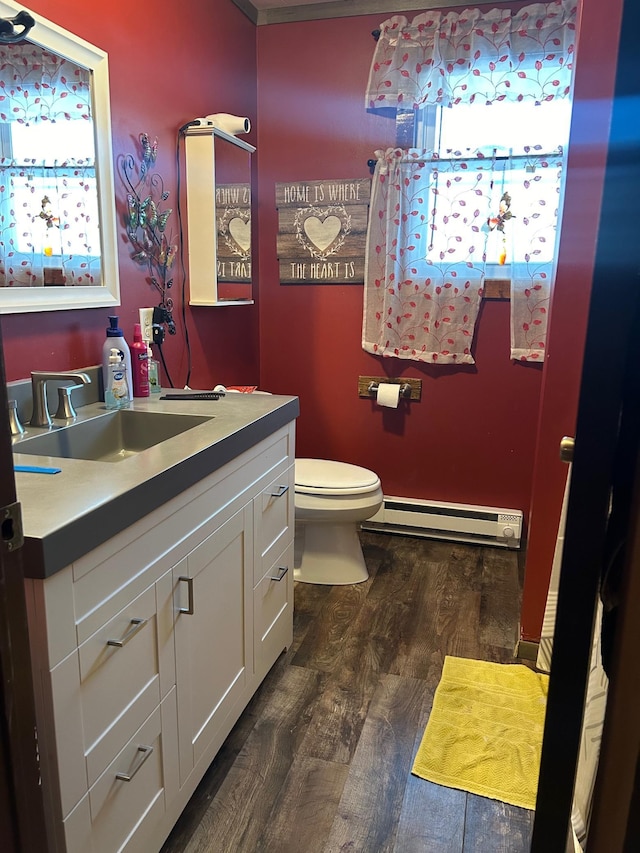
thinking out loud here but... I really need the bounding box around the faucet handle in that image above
[54,384,84,420]
[8,399,25,437]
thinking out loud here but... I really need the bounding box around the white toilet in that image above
[294,458,383,584]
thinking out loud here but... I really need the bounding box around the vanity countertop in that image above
[13,392,299,579]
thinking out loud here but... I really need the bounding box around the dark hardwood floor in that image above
[161,531,534,852]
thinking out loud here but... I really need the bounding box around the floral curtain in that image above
[363,147,492,364]
[509,147,565,361]
[0,159,101,287]
[364,0,577,363]
[365,0,576,110]
[0,43,92,123]
[0,42,97,288]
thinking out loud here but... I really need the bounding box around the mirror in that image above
[0,0,119,313]
[215,137,252,302]
[185,126,255,306]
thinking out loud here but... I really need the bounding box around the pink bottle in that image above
[131,323,150,397]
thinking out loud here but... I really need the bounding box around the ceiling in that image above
[231,0,453,26]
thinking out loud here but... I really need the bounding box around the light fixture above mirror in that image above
[0,0,120,314]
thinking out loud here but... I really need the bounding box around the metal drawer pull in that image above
[107,618,147,648]
[270,484,289,498]
[115,745,153,782]
[270,566,289,582]
[178,575,195,614]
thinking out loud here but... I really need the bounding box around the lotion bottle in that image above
[131,323,150,397]
[102,316,133,401]
[148,345,161,394]
[105,348,130,410]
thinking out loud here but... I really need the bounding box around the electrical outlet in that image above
[139,307,154,343]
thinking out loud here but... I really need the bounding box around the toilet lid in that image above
[295,458,380,495]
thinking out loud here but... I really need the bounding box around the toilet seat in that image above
[295,459,381,496]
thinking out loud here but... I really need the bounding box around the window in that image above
[415,99,573,271]
[1,121,100,258]
[0,39,104,290]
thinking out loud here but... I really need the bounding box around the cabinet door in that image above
[173,503,253,785]
[254,540,294,683]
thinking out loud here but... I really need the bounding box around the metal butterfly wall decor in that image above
[121,133,177,334]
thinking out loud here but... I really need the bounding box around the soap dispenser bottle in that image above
[130,323,150,397]
[105,348,130,410]
[102,316,133,401]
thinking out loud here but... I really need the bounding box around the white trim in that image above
[0,0,120,314]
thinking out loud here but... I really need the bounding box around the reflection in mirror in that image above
[184,125,254,306]
[0,0,119,313]
[0,43,100,287]
[215,140,252,301]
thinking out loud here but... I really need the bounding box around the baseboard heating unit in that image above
[362,497,523,549]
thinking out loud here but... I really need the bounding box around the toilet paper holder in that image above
[368,381,412,399]
[358,376,422,401]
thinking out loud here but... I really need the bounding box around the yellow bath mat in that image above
[412,656,549,810]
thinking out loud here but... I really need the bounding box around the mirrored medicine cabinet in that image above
[0,0,120,314]
[184,125,255,306]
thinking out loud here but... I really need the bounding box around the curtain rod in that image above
[0,9,35,43]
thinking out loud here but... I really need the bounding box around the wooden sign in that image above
[216,182,251,283]
[276,178,370,284]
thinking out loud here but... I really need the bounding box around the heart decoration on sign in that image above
[228,217,251,253]
[218,207,251,259]
[303,215,341,252]
[294,204,352,260]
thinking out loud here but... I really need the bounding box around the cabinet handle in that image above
[115,745,153,782]
[270,484,289,498]
[270,566,289,582]
[107,617,147,648]
[178,575,195,614]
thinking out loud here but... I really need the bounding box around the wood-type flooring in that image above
[161,531,534,853]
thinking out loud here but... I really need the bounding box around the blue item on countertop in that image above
[14,464,61,474]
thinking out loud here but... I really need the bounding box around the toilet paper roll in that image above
[376,383,401,409]
[205,113,251,136]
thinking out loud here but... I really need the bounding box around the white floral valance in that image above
[365,0,577,110]
[0,42,92,124]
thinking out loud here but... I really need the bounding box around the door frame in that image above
[0,319,48,852]
[531,0,640,846]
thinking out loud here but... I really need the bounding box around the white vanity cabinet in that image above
[23,421,295,853]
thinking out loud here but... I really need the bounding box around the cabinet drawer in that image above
[63,690,178,853]
[253,464,294,586]
[254,541,294,681]
[91,706,164,853]
[77,583,162,787]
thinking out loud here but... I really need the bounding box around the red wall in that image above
[256,17,542,514]
[1,0,260,391]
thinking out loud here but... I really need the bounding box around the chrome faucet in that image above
[8,399,25,437]
[30,371,91,428]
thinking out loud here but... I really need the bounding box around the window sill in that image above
[484,279,510,300]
